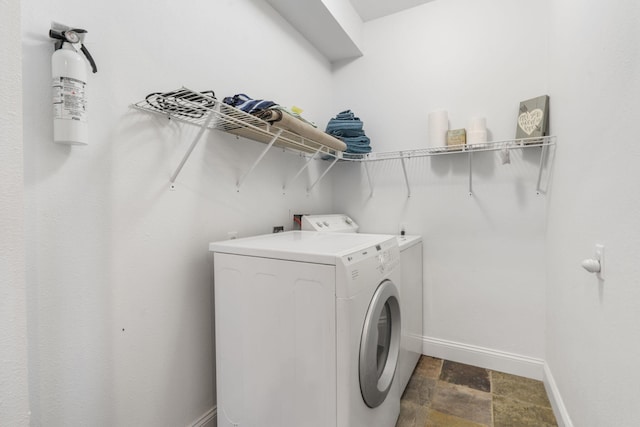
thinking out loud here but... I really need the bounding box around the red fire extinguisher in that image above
[49,23,97,145]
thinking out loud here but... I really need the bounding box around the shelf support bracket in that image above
[468,151,473,196]
[400,153,411,198]
[307,156,339,193]
[535,143,550,195]
[364,162,374,198]
[282,146,323,194]
[169,112,216,187]
[237,129,283,191]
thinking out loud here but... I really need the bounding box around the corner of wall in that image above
[543,362,573,427]
[189,406,216,427]
[0,0,30,424]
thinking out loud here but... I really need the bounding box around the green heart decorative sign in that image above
[516,95,549,139]
[518,109,544,135]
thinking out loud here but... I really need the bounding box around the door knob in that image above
[581,244,605,280]
[581,258,601,273]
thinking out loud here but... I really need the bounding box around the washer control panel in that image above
[341,238,400,269]
[339,238,400,297]
[301,214,359,233]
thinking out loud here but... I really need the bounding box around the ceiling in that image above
[264,0,437,62]
[349,0,435,22]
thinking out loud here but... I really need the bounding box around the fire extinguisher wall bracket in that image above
[49,23,98,145]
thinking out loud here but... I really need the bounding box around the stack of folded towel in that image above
[325,110,371,154]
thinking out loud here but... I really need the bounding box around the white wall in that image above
[1,0,30,424]
[18,1,640,425]
[546,0,640,425]
[331,0,550,375]
[21,0,335,425]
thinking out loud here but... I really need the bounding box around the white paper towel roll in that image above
[467,130,488,144]
[467,116,487,144]
[469,117,486,131]
[428,110,449,147]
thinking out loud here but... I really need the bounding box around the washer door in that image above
[359,279,401,408]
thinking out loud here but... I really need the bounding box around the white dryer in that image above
[301,214,423,393]
[210,231,402,427]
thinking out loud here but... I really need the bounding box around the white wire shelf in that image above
[352,136,556,198]
[131,87,344,191]
[132,88,344,157]
[132,87,555,195]
[337,136,555,161]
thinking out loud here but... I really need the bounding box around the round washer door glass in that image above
[359,279,401,408]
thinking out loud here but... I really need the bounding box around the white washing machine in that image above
[210,231,402,427]
[301,214,423,393]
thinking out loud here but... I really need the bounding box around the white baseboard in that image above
[190,351,566,427]
[189,406,216,427]
[422,336,544,380]
[543,363,573,427]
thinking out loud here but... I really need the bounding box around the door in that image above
[359,279,401,408]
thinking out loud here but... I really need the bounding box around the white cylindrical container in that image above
[467,116,487,144]
[428,110,448,147]
[469,117,486,131]
[52,43,88,145]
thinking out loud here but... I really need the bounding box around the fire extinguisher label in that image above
[52,76,87,123]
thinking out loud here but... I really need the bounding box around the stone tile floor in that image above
[396,356,558,427]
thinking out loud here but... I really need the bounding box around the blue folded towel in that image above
[343,136,371,152]
[325,109,372,155]
[223,93,276,114]
[326,121,363,132]
[327,128,366,138]
[345,145,372,154]
[334,110,359,120]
